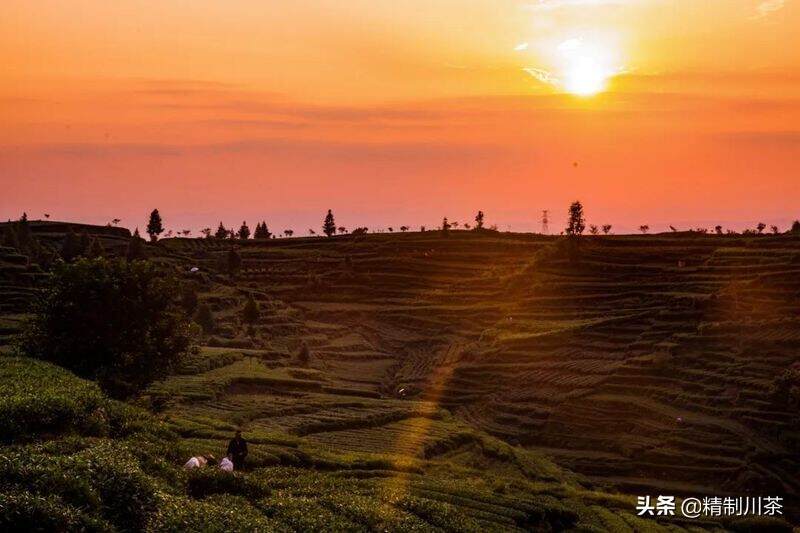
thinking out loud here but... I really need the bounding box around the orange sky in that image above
[1,0,799,234]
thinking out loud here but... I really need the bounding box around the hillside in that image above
[1,223,798,530]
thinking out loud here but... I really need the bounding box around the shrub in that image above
[17,258,192,398]
[186,469,268,500]
[148,494,275,532]
[0,492,110,532]
[0,358,108,442]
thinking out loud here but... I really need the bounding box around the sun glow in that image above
[558,37,619,96]
[564,55,610,96]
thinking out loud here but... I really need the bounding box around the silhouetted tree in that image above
[147,209,164,242]
[639,225,650,234]
[338,226,347,234]
[756,222,766,234]
[215,222,228,239]
[351,227,368,236]
[601,224,612,235]
[111,218,121,226]
[194,303,215,334]
[181,229,191,237]
[771,225,780,235]
[475,210,484,230]
[18,258,191,398]
[420,226,426,232]
[88,238,104,258]
[589,225,599,235]
[388,227,394,232]
[308,228,316,236]
[201,227,212,238]
[126,228,146,261]
[442,217,451,235]
[791,221,800,234]
[715,225,724,235]
[238,221,251,240]
[451,221,459,229]
[400,226,409,232]
[254,221,272,239]
[566,201,585,236]
[242,294,260,324]
[323,209,336,237]
[227,248,242,275]
[61,228,81,262]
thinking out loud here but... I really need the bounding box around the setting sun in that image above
[564,56,609,96]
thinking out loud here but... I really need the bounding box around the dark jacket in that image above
[227,437,248,458]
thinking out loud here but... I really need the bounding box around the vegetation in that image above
[565,201,585,236]
[323,209,336,237]
[147,209,164,242]
[17,258,191,398]
[237,221,251,240]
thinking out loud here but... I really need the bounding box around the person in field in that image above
[184,454,215,470]
[226,430,248,470]
[219,454,234,472]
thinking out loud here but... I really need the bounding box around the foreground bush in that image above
[18,258,192,398]
[0,357,107,442]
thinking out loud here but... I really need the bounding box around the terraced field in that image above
[151,231,800,511]
[2,223,798,527]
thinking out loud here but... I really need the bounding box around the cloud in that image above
[754,0,786,18]
[523,67,560,87]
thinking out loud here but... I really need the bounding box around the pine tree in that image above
[215,222,228,239]
[147,209,164,242]
[254,221,271,240]
[88,238,105,258]
[323,209,336,237]
[475,211,485,230]
[238,221,251,240]
[61,228,81,262]
[126,228,146,261]
[194,303,215,334]
[242,294,260,324]
[566,201,585,236]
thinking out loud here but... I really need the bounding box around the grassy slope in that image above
[2,226,799,530]
[1,356,746,532]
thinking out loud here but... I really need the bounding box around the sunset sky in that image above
[2,0,798,234]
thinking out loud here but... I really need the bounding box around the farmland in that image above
[1,222,798,530]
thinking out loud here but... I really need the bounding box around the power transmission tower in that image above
[541,210,549,235]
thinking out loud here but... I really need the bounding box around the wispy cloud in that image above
[753,0,786,19]
[523,67,560,86]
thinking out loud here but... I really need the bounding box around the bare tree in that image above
[601,224,612,235]
[639,225,649,234]
[771,225,780,235]
[589,225,599,235]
